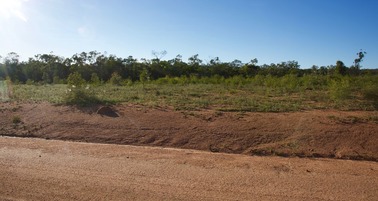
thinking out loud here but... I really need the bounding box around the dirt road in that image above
[1,137,377,201]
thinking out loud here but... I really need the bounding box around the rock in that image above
[96,106,119,118]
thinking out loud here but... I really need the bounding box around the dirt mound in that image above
[0,102,377,161]
[96,106,119,117]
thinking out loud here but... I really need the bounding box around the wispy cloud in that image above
[0,0,29,22]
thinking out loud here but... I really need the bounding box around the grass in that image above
[10,75,378,112]
[12,116,22,124]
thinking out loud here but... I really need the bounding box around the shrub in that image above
[362,82,378,109]
[67,72,86,87]
[109,72,123,86]
[329,77,352,101]
[90,73,101,86]
[53,76,63,84]
[64,87,101,106]
[25,79,35,85]
[12,116,21,124]
[65,72,101,106]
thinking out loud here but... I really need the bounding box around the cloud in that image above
[0,0,29,22]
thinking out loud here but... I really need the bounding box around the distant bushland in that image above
[0,50,375,84]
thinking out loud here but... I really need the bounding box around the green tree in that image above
[354,50,367,68]
[139,67,150,88]
[67,72,86,87]
[240,58,259,77]
[335,60,347,75]
[350,50,366,76]
[187,54,202,76]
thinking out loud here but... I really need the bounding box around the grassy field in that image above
[10,74,378,112]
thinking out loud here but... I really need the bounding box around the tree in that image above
[350,50,367,75]
[335,60,347,75]
[311,65,319,75]
[354,50,367,68]
[187,54,202,76]
[139,67,150,88]
[4,52,25,82]
[151,50,167,62]
[67,72,86,87]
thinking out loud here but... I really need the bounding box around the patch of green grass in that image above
[10,75,378,111]
[13,84,67,103]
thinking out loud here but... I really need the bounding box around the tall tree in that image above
[335,60,347,75]
[354,50,367,68]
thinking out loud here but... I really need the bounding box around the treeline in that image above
[0,51,375,84]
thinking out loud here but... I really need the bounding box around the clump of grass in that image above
[12,116,22,124]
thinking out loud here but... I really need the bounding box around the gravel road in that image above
[1,137,377,201]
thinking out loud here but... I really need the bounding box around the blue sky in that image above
[0,0,377,68]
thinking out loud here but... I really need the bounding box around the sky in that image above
[0,0,377,69]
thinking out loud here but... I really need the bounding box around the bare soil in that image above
[0,102,377,161]
[1,137,377,201]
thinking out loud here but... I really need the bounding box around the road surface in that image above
[0,136,377,200]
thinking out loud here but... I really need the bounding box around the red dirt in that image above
[0,102,377,161]
[1,137,377,200]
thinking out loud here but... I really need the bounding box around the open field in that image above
[10,74,378,112]
[1,136,377,201]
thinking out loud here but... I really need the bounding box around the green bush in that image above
[67,72,86,87]
[65,72,101,106]
[329,77,352,101]
[64,87,101,106]
[362,82,378,108]
[53,76,65,84]
[90,73,101,86]
[25,79,35,85]
[109,72,123,86]
[302,75,328,90]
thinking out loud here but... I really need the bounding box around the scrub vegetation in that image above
[1,50,377,111]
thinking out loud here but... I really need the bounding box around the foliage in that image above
[1,50,373,84]
[64,86,101,106]
[67,72,86,87]
[354,50,367,68]
[90,73,101,86]
[11,74,378,111]
[2,50,376,111]
[139,68,150,87]
[335,60,348,75]
[109,72,123,85]
[12,116,22,124]
[65,72,101,106]
[329,77,352,101]
[361,78,378,109]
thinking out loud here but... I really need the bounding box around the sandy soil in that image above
[1,136,377,201]
[1,102,377,161]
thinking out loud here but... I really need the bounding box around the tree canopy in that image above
[0,51,371,84]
